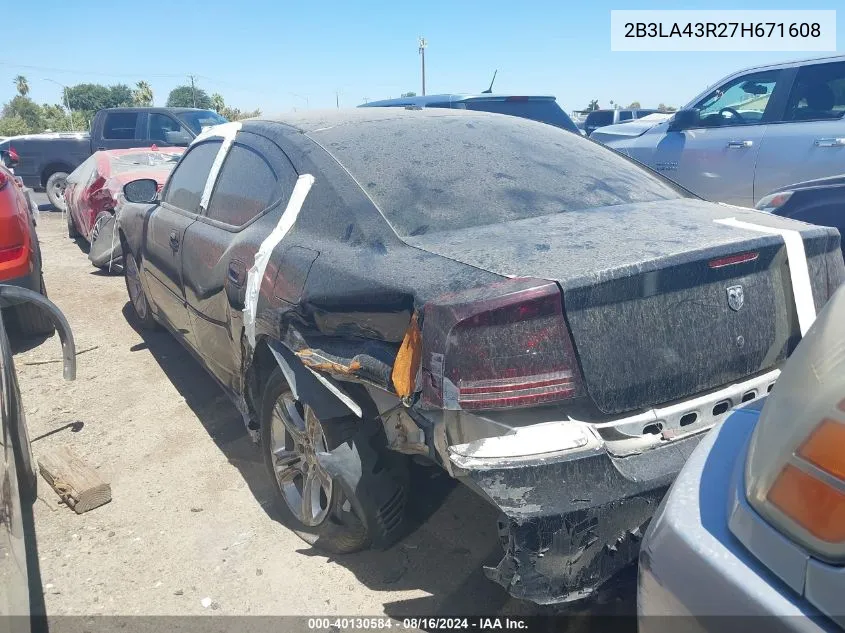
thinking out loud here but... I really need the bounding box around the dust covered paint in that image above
[114,108,845,605]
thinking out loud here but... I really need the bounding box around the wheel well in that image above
[245,339,278,427]
[41,162,72,187]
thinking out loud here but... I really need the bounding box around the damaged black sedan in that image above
[115,109,844,605]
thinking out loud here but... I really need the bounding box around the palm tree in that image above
[211,93,225,114]
[14,75,29,97]
[133,81,154,106]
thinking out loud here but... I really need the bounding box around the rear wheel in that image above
[261,368,408,553]
[13,275,55,338]
[123,245,157,330]
[46,171,69,212]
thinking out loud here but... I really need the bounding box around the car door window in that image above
[618,111,633,121]
[782,61,845,122]
[205,140,296,227]
[102,112,139,140]
[162,140,221,212]
[149,114,188,144]
[694,70,781,127]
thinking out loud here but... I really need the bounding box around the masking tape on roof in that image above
[196,121,242,212]
[244,174,316,349]
[715,216,816,336]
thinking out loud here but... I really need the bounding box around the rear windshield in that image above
[458,99,579,133]
[314,113,689,237]
[176,110,229,135]
[110,151,183,174]
[585,110,614,127]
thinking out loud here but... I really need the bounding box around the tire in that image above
[13,275,55,338]
[261,368,408,554]
[46,171,69,212]
[122,244,157,330]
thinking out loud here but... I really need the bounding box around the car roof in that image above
[253,107,524,133]
[101,107,212,113]
[360,94,557,108]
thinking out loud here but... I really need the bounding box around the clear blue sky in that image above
[2,0,842,114]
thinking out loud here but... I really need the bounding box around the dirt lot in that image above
[14,198,635,621]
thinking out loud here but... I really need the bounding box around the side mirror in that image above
[667,108,699,132]
[123,179,159,204]
[164,130,193,146]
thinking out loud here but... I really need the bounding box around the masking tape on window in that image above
[197,121,242,212]
[244,174,316,349]
[715,217,816,336]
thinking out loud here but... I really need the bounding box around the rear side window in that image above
[783,61,845,122]
[316,114,688,237]
[206,138,297,226]
[618,111,633,121]
[163,140,221,212]
[585,111,614,127]
[102,112,139,140]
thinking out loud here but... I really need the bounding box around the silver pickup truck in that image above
[592,53,845,208]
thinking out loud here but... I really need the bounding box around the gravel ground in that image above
[12,195,635,624]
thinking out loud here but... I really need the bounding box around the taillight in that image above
[90,188,116,214]
[420,278,584,410]
[0,245,25,263]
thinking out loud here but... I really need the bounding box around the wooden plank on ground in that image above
[37,446,111,514]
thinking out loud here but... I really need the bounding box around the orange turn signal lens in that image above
[797,419,845,481]
[768,464,845,543]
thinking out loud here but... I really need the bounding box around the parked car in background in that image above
[756,175,845,258]
[117,109,843,606]
[64,146,185,270]
[583,108,659,136]
[0,285,76,631]
[0,152,54,338]
[360,94,580,133]
[0,107,226,210]
[639,282,845,631]
[594,54,845,208]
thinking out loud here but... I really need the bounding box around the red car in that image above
[64,147,184,269]
[0,149,53,337]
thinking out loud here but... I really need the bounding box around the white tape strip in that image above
[198,121,242,212]
[715,217,816,335]
[243,174,316,348]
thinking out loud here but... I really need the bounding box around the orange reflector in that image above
[768,464,845,543]
[798,419,845,481]
[391,313,422,398]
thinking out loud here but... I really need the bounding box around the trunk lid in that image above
[406,199,842,414]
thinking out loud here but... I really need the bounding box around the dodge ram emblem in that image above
[727,285,744,311]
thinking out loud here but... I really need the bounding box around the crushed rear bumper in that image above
[445,368,781,605]
[457,429,701,604]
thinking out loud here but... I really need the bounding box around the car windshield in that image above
[176,110,229,135]
[315,113,690,237]
[459,99,579,133]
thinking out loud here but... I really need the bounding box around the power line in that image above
[0,60,186,79]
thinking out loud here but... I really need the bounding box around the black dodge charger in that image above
[115,108,844,605]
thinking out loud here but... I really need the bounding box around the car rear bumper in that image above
[637,402,837,633]
[442,369,780,605]
[0,266,40,293]
[88,213,121,268]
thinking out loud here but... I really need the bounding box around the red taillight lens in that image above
[0,245,25,264]
[90,187,116,214]
[421,278,583,410]
[8,147,18,162]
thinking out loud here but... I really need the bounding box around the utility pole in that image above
[188,74,197,108]
[336,91,339,109]
[418,37,427,96]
